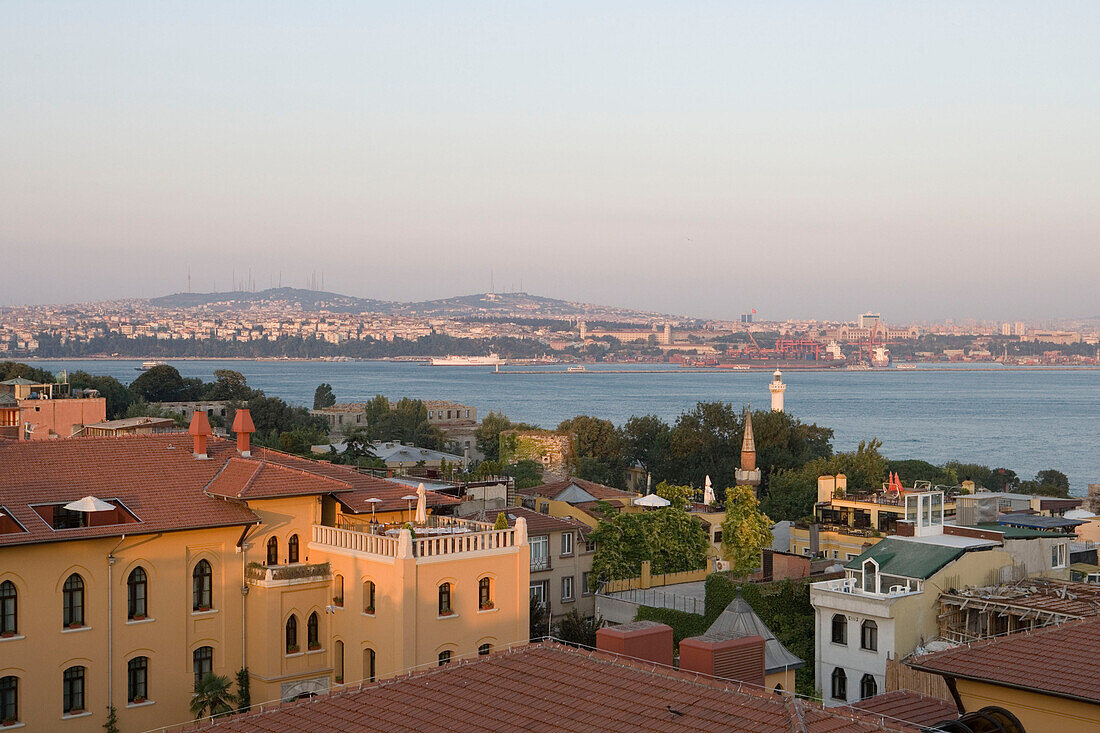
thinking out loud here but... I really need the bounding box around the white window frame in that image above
[561,532,573,556]
[561,576,574,602]
[1051,543,1067,569]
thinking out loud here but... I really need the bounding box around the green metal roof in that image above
[843,538,968,580]
[972,522,1073,539]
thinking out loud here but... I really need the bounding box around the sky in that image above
[2,2,1098,322]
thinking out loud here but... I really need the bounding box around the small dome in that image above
[773,369,782,379]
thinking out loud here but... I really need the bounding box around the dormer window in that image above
[31,498,139,531]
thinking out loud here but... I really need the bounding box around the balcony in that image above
[246,561,331,587]
[313,517,521,561]
[530,556,551,572]
[814,575,921,600]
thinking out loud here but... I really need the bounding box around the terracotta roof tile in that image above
[471,506,590,538]
[845,691,958,727]
[908,615,1100,703]
[520,477,638,501]
[190,643,914,733]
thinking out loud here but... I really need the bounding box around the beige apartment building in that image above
[0,411,528,732]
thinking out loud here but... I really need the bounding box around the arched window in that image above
[478,577,493,610]
[307,612,320,650]
[862,559,878,594]
[266,537,279,565]
[860,620,878,651]
[127,657,148,703]
[333,575,344,607]
[127,567,147,620]
[364,648,376,682]
[63,574,84,627]
[193,646,213,687]
[830,667,847,701]
[192,560,212,611]
[0,676,17,724]
[334,641,344,683]
[830,614,847,645]
[438,583,452,615]
[860,674,877,700]
[0,581,16,635]
[437,650,451,666]
[363,580,376,614]
[288,534,300,564]
[478,643,492,656]
[62,665,85,714]
[285,615,299,653]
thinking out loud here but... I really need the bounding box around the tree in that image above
[124,401,187,426]
[493,512,509,530]
[190,673,237,720]
[313,383,336,410]
[553,609,603,648]
[1035,469,1070,493]
[103,705,119,733]
[506,459,544,489]
[204,370,256,401]
[721,486,774,575]
[68,371,135,418]
[762,438,887,521]
[129,365,201,403]
[475,411,537,461]
[0,361,55,384]
[235,668,251,713]
[622,414,673,481]
[654,481,693,508]
[529,593,549,642]
[590,507,708,582]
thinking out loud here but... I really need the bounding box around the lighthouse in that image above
[770,369,786,412]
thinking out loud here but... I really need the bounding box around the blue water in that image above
[30,359,1099,495]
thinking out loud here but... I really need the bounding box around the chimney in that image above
[188,411,213,459]
[679,635,765,688]
[232,408,255,457]
[595,621,673,668]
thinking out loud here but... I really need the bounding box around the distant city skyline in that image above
[3,2,1098,320]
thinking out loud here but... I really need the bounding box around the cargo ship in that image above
[429,354,504,367]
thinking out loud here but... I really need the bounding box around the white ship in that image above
[135,360,167,371]
[429,353,504,367]
[871,347,891,368]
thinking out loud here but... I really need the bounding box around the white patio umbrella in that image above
[363,497,382,520]
[64,496,115,513]
[703,475,715,506]
[415,483,427,524]
[401,495,419,521]
[633,493,670,508]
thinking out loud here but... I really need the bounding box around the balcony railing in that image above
[313,522,518,560]
[530,556,551,572]
[246,561,331,584]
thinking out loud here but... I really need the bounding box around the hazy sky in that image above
[3,2,1098,321]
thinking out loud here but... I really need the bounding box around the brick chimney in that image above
[679,635,765,687]
[595,621,673,667]
[188,411,213,459]
[232,408,255,457]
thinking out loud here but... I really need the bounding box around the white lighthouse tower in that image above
[769,369,786,412]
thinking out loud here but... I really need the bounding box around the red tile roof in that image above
[0,435,457,546]
[520,477,638,501]
[0,435,258,546]
[908,615,1100,704]
[845,691,958,728]
[189,643,914,733]
[472,506,590,538]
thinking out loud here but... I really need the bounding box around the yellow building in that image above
[909,614,1100,733]
[0,410,529,732]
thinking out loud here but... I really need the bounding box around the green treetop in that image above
[721,485,774,576]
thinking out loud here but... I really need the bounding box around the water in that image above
[29,359,1099,495]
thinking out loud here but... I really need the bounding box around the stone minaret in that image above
[735,406,761,493]
[770,369,786,412]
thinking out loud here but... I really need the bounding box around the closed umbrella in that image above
[703,475,715,506]
[415,483,427,524]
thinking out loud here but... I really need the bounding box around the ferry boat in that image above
[566,365,587,373]
[135,360,167,371]
[429,353,504,367]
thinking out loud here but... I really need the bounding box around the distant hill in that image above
[150,288,395,313]
[149,288,675,322]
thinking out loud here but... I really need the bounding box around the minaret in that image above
[770,369,786,412]
[735,406,761,493]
